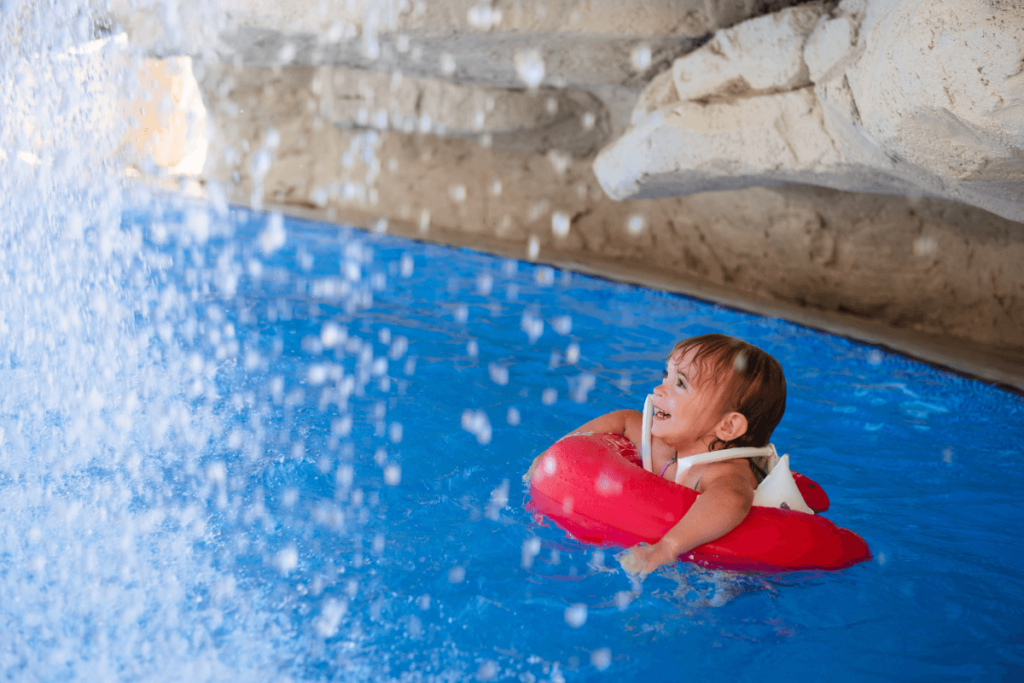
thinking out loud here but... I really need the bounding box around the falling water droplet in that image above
[488,363,509,385]
[467,2,502,29]
[527,236,540,260]
[278,42,296,64]
[564,604,588,628]
[590,648,612,671]
[259,212,286,255]
[626,214,646,236]
[733,351,748,372]
[631,43,652,71]
[440,53,457,75]
[476,272,493,295]
[521,537,541,568]
[449,184,467,203]
[273,545,299,575]
[552,316,572,335]
[914,235,937,257]
[476,661,499,681]
[514,49,545,88]
[547,150,570,175]
[400,253,414,277]
[551,211,570,238]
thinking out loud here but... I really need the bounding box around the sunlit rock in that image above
[595,0,1024,223]
[124,56,208,176]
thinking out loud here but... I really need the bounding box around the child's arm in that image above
[620,459,755,575]
[523,410,641,483]
[560,409,640,441]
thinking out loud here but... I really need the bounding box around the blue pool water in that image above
[2,198,1023,682]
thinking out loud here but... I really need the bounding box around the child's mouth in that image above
[654,408,671,419]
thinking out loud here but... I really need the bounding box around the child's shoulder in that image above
[618,408,644,445]
[606,407,642,427]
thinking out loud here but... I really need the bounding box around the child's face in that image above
[650,347,729,452]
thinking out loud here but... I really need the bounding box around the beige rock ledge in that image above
[595,0,1024,223]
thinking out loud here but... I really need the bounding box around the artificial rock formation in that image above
[115,0,1024,387]
[109,0,807,152]
[596,0,1024,223]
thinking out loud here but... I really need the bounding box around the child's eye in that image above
[663,369,685,388]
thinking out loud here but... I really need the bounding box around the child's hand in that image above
[619,542,675,578]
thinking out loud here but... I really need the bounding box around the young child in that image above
[548,333,787,576]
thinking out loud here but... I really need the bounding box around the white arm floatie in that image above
[675,443,814,514]
[641,394,654,473]
[752,453,814,514]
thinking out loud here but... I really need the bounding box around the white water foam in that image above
[0,3,360,677]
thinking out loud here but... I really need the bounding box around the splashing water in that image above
[0,2,270,677]
[514,49,545,89]
[630,44,652,72]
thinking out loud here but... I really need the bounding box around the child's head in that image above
[667,333,786,450]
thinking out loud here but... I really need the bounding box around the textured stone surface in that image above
[596,0,1024,223]
[106,0,805,144]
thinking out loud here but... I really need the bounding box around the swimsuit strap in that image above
[657,455,677,479]
[748,458,768,483]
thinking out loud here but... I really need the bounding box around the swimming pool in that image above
[3,194,1020,681]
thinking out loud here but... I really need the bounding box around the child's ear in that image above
[715,411,749,442]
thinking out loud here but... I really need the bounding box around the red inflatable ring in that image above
[528,433,871,571]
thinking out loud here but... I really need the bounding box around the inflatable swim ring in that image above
[528,422,871,571]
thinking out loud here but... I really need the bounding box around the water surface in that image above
[7,202,1016,681]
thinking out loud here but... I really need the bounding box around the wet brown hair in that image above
[668,333,786,451]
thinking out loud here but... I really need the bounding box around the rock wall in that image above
[596,0,1024,223]
[114,0,1024,388]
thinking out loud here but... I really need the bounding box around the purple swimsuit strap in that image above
[658,456,677,478]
